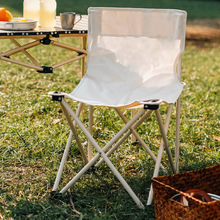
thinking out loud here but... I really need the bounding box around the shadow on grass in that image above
[4,199,74,220]
[2,161,218,219]
[2,173,155,219]
[5,198,155,220]
[2,151,217,219]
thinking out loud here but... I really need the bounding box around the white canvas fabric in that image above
[67,7,187,107]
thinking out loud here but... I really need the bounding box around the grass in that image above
[0,1,220,219]
[0,37,220,219]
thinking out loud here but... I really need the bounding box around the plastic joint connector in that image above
[40,36,52,45]
[144,104,159,110]
[50,92,65,102]
[37,66,53,73]
[77,52,84,56]
[139,99,162,110]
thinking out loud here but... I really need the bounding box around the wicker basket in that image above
[152,165,220,220]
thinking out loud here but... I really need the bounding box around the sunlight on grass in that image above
[0,37,220,219]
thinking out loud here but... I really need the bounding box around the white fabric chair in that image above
[49,7,187,209]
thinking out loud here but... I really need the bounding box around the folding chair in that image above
[49,7,187,209]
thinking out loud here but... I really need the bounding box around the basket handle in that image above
[172,192,209,208]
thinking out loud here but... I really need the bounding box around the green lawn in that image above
[0,37,219,219]
[0,0,220,219]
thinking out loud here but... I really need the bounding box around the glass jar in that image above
[39,0,57,28]
[23,0,40,22]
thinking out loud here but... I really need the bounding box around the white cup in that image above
[60,12,82,30]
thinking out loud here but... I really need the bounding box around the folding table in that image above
[0,16,88,75]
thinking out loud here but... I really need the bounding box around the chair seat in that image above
[67,73,184,107]
[67,34,185,107]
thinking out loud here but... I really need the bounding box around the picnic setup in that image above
[0,7,87,75]
[0,0,219,219]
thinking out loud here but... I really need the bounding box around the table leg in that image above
[10,38,42,68]
[0,39,43,71]
[81,35,87,77]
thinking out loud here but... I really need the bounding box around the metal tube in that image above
[88,105,93,161]
[175,97,181,172]
[60,100,145,209]
[0,56,43,71]
[52,54,86,69]
[52,40,88,54]
[95,109,152,167]
[131,109,136,142]
[52,102,84,191]
[59,152,101,193]
[10,38,42,67]
[155,109,176,173]
[116,109,160,163]
[95,129,132,167]
[147,104,173,205]
[52,131,74,191]
[61,102,88,163]
[81,35,87,77]
[0,40,40,57]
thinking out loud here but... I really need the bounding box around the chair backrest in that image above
[86,7,187,83]
[70,8,187,107]
[88,7,186,46]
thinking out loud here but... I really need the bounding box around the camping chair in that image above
[49,7,187,209]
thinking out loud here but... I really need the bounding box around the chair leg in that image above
[61,103,88,163]
[59,99,146,209]
[52,102,85,192]
[155,109,176,174]
[88,105,93,161]
[115,108,167,172]
[52,131,74,192]
[131,109,137,142]
[95,110,157,168]
[175,97,181,173]
[147,104,173,205]
[95,129,132,167]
